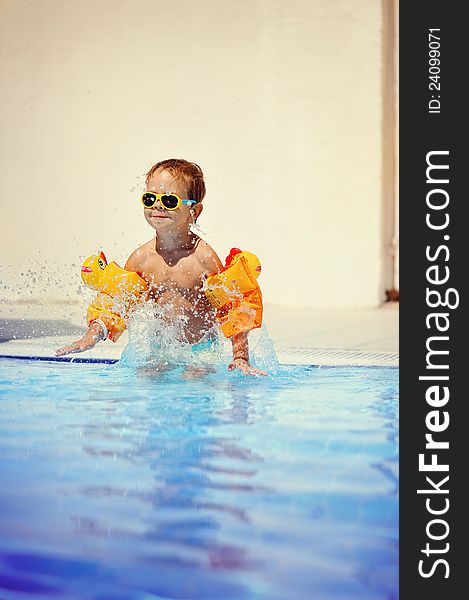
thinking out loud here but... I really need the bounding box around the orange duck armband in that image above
[81,251,148,342]
[204,248,263,338]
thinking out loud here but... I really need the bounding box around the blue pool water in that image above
[0,359,398,600]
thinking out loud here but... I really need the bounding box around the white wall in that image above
[0,0,390,307]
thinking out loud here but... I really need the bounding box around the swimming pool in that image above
[0,358,398,599]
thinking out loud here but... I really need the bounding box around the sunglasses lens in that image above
[142,193,157,207]
[161,195,179,209]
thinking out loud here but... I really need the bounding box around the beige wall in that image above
[0,0,393,307]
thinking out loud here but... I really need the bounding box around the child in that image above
[56,159,267,377]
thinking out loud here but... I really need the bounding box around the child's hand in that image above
[55,323,104,357]
[228,358,267,377]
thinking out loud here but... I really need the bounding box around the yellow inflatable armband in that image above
[86,293,128,342]
[204,248,263,338]
[81,251,148,342]
[81,251,147,297]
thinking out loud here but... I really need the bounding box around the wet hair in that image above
[145,158,206,203]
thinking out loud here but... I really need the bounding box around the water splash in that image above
[189,220,207,237]
[118,302,223,370]
[247,323,280,375]
[117,301,279,375]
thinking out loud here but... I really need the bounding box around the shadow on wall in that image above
[0,319,83,342]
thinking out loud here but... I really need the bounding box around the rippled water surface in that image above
[0,359,398,600]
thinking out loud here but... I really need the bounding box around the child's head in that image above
[143,159,205,233]
[145,159,206,203]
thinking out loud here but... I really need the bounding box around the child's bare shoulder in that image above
[195,239,223,275]
[125,239,155,271]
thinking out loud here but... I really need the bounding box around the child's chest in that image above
[140,254,206,292]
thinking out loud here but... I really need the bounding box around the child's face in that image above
[144,169,196,233]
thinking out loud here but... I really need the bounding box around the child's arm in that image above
[55,320,106,356]
[228,331,267,377]
[55,249,145,357]
[201,247,267,377]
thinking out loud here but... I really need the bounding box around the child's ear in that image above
[193,203,203,220]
